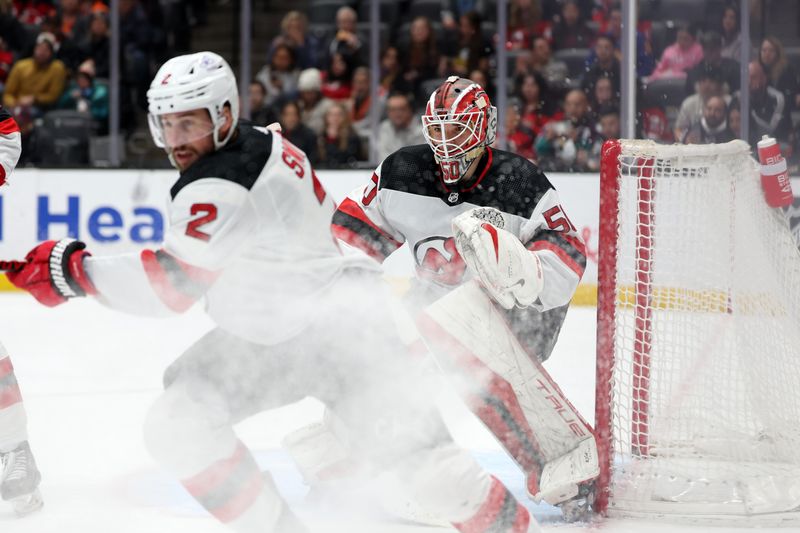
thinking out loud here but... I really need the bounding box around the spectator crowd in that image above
[0,0,204,165]
[2,0,799,171]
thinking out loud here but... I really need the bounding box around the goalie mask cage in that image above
[594,139,800,525]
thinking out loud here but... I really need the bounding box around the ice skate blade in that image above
[10,489,43,516]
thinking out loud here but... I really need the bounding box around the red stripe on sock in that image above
[0,383,22,408]
[452,476,508,533]
[486,375,546,474]
[209,469,265,523]
[511,502,532,532]
[182,442,247,498]
[0,357,13,379]
[471,389,539,474]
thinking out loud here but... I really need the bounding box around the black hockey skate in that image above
[556,480,595,523]
[1,441,43,516]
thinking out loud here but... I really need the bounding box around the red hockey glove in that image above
[6,239,97,307]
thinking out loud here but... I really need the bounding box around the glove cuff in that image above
[49,239,96,298]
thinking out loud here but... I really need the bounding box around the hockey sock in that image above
[451,476,536,533]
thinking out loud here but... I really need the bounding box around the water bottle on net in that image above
[756,135,794,208]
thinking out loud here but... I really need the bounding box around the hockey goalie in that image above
[283,77,600,522]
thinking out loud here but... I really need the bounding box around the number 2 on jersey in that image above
[186,203,217,241]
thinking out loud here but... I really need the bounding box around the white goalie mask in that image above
[422,76,497,184]
[147,52,239,166]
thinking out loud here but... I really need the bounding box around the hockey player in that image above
[331,76,599,519]
[0,107,43,516]
[7,53,543,533]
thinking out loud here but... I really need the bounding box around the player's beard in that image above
[170,145,200,171]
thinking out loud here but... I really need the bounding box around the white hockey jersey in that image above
[85,123,372,345]
[0,108,26,449]
[331,144,586,360]
[0,107,22,185]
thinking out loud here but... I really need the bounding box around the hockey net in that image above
[595,139,800,525]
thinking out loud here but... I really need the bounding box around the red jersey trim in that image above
[562,233,588,259]
[331,224,388,262]
[140,249,207,312]
[336,198,402,248]
[0,117,20,135]
[527,241,585,278]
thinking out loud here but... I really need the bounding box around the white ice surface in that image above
[0,295,788,532]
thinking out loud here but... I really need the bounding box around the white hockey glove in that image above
[452,207,544,309]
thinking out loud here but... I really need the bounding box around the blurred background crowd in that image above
[0,0,797,171]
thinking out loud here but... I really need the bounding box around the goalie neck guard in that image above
[422,76,497,185]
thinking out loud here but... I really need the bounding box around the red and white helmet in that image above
[147,52,239,158]
[422,76,497,184]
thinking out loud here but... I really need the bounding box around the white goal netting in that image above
[597,140,800,525]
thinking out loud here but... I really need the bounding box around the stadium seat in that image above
[648,21,676,60]
[553,48,590,80]
[656,0,706,23]
[356,22,389,51]
[785,47,800,68]
[309,0,350,25]
[761,0,800,46]
[308,22,335,42]
[89,136,126,168]
[408,0,443,22]
[418,77,447,106]
[393,20,445,50]
[638,0,659,20]
[356,0,399,25]
[505,49,528,76]
[484,0,498,22]
[37,111,94,167]
[704,0,728,22]
[309,0,353,5]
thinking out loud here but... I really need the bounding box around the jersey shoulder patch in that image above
[170,122,272,199]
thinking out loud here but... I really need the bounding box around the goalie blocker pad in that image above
[416,281,599,504]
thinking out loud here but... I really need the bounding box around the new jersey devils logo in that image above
[413,236,467,285]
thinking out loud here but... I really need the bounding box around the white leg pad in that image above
[418,281,595,463]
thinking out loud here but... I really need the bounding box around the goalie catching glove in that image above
[452,207,543,309]
[6,239,97,307]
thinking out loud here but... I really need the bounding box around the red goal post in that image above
[594,139,800,525]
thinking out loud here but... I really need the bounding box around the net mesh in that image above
[605,140,800,522]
